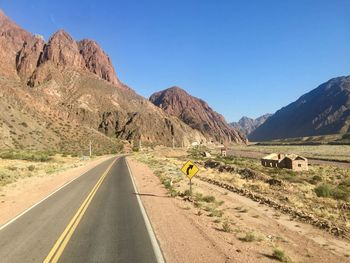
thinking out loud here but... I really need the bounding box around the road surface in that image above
[0,156,162,263]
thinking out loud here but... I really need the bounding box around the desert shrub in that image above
[20,122,28,127]
[309,175,322,184]
[330,185,350,201]
[28,165,35,171]
[208,209,223,217]
[222,221,232,233]
[0,151,51,162]
[202,195,216,203]
[315,184,349,201]
[0,171,13,186]
[132,146,140,152]
[6,165,17,171]
[272,248,290,262]
[314,184,331,198]
[340,179,350,187]
[240,231,263,242]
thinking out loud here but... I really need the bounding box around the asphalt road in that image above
[0,156,160,263]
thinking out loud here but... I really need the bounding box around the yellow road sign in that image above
[181,160,199,179]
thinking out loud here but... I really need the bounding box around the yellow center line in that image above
[43,158,117,263]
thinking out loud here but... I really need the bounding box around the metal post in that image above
[89,141,92,157]
[189,179,192,196]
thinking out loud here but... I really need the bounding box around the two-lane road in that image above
[0,157,163,263]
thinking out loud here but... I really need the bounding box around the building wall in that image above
[292,160,308,171]
[261,159,279,168]
[261,157,308,171]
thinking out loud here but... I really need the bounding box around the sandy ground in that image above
[128,156,350,263]
[0,155,112,226]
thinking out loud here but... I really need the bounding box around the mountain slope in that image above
[249,76,350,141]
[149,87,246,143]
[230,114,271,136]
[0,10,205,152]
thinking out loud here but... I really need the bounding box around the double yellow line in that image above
[43,158,117,263]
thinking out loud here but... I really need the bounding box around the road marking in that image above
[0,157,115,231]
[43,158,117,263]
[125,157,165,263]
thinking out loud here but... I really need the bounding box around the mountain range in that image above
[230,114,272,137]
[0,10,244,153]
[249,76,350,141]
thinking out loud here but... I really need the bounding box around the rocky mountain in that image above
[249,76,350,141]
[230,114,271,137]
[149,87,246,144]
[0,10,205,153]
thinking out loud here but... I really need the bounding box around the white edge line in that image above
[0,156,115,231]
[125,157,165,263]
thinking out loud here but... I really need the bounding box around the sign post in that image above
[181,160,199,196]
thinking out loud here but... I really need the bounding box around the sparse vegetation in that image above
[222,220,232,232]
[27,165,35,171]
[239,231,263,242]
[272,248,291,262]
[0,150,53,162]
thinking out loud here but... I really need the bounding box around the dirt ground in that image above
[128,155,350,263]
[0,155,112,226]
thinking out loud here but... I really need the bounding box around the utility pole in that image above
[89,140,92,157]
[139,139,142,151]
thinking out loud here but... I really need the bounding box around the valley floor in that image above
[130,147,350,263]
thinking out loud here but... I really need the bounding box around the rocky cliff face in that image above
[249,76,350,141]
[230,114,271,137]
[0,10,205,152]
[150,87,246,144]
[78,39,120,86]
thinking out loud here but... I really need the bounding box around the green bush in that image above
[0,151,52,162]
[28,165,35,171]
[330,185,350,201]
[310,175,322,184]
[315,184,350,201]
[202,195,216,203]
[314,184,331,198]
[222,221,232,233]
[340,179,350,187]
[272,248,290,262]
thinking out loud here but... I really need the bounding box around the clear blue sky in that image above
[1,0,350,122]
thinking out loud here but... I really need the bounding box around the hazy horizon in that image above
[1,0,350,122]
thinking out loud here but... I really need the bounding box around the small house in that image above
[261,153,308,171]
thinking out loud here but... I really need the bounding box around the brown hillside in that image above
[149,87,246,143]
[0,10,205,153]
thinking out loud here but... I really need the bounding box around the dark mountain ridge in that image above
[249,76,350,141]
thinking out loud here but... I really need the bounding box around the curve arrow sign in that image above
[186,164,194,175]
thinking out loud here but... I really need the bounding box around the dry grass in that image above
[0,153,97,187]
[233,144,350,162]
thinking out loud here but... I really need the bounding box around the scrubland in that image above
[0,150,96,187]
[132,146,350,262]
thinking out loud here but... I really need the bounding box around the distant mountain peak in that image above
[230,114,271,137]
[150,87,246,144]
[249,76,350,141]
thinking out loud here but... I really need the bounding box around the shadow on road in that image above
[133,193,171,198]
